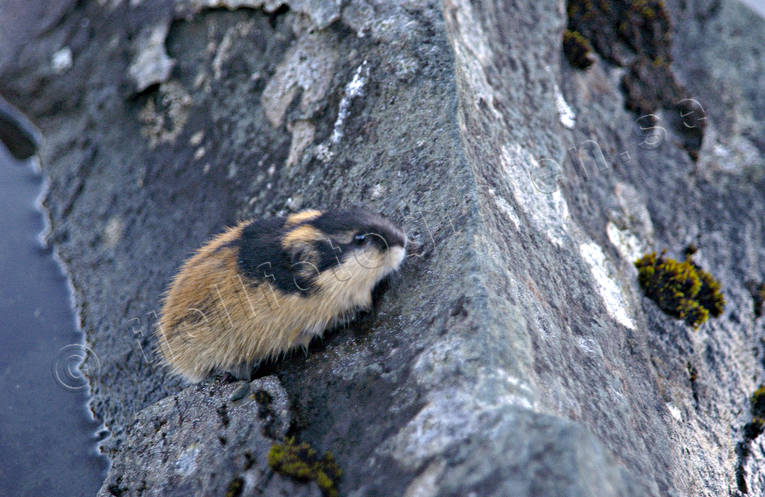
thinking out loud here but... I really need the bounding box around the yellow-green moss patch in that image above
[635,250,725,328]
[738,385,765,493]
[752,385,765,419]
[267,438,341,497]
[695,266,725,318]
[563,30,595,69]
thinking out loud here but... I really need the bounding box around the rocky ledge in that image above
[1,0,764,495]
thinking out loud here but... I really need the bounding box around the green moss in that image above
[742,387,765,441]
[563,29,595,69]
[252,389,273,406]
[267,438,341,497]
[752,386,765,419]
[635,250,725,328]
[694,265,725,317]
[565,0,703,160]
[565,0,672,64]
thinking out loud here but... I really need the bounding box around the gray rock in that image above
[97,376,295,497]
[1,0,764,496]
[128,23,175,93]
[178,0,339,29]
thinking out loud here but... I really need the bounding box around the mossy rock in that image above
[752,386,765,419]
[564,0,703,160]
[635,250,725,328]
[267,438,341,497]
[694,265,725,317]
[565,0,672,65]
[563,30,595,69]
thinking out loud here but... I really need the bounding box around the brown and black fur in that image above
[156,208,407,382]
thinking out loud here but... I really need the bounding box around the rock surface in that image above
[1,0,764,496]
[97,376,302,496]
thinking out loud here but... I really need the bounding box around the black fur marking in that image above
[311,209,406,251]
[237,217,307,295]
[236,210,403,296]
[315,237,344,273]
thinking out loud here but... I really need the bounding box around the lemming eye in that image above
[354,233,366,245]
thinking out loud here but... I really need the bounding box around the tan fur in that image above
[285,209,322,226]
[156,212,405,382]
[281,224,322,248]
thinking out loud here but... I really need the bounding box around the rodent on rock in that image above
[156,208,407,383]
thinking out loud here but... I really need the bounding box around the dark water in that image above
[0,145,106,496]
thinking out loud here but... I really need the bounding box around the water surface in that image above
[0,145,107,496]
